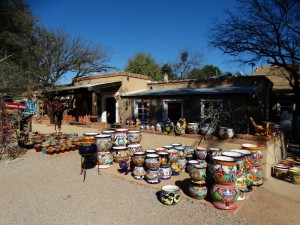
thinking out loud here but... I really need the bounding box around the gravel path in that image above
[0,151,256,225]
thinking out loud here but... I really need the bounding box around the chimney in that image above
[163,69,169,82]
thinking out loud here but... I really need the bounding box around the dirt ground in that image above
[5,122,299,225]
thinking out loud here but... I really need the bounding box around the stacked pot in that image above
[94,132,114,169]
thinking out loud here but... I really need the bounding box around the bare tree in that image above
[171,48,204,79]
[208,0,300,98]
[30,28,115,88]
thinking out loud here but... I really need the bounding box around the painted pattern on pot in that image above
[128,143,143,157]
[158,152,170,167]
[178,158,187,172]
[210,156,238,185]
[208,148,222,160]
[132,166,146,180]
[128,130,142,144]
[159,166,172,180]
[170,162,181,176]
[131,152,146,167]
[186,160,200,173]
[97,151,113,168]
[184,146,195,156]
[189,164,206,183]
[112,146,130,163]
[194,146,208,160]
[251,165,264,186]
[189,181,207,200]
[160,185,181,205]
[145,169,162,184]
[114,128,128,146]
[95,134,113,151]
[218,127,234,139]
[222,151,245,177]
[167,149,179,163]
[145,153,161,170]
[210,183,239,210]
[241,144,263,166]
[187,123,199,134]
[174,146,187,159]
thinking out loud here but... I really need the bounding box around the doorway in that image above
[105,97,116,124]
[167,102,182,123]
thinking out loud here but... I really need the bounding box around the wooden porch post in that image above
[92,92,97,116]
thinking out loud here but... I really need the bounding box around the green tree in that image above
[125,52,162,81]
[187,65,221,79]
[208,0,300,98]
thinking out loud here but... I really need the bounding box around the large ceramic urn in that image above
[112,146,130,163]
[114,128,128,146]
[127,130,142,144]
[95,134,113,152]
[145,153,161,170]
[210,156,238,185]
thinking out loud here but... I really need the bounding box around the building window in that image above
[134,99,149,124]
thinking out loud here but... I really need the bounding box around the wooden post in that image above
[92,92,97,116]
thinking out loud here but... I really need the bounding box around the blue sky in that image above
[25,0,252,83]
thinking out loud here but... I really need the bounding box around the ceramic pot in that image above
[171,143,182,148]
[170,162,180,175]
[197,159,208,168]
[95,134,113,151]
[189,164,206,184]
[208,147,222,160]
[97,151,113,169]
[210,156,238,185]
[187,123,199,134]
[218,127,234,139]
[145,169,162,184]
[186,160,200,173]
[184,146,195,156]
[274,164,289,180]
[128,143,143,157]
[83,132,99,143]
[288,167,300,185]
[159,166,172,180]
[194,146,208,160]
[210,183,239,210]
[145,149,156,155]
[222,151,245,177]
[167,149,179,163]
[78,143,97,155]
[160,185,181,205]
[189,181,207,200]
[114,128,128,146]
[128,130,142,144]
[251,165,264,186]
[145,153,161,170]
[155,147,166,154]
[131,152,146,167]
[101,130,115,140]
[174,146,186,159]
[178,158,187,172]
[158,152,170,167]
[112,146,130,163]
[163,145,174,151]
[200,124,215,135]
[231,149,254,171]
[119,160,130,174]
[241,143,263,166]
[132,166,146,180]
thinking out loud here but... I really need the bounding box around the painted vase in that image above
[189,164,207,184]
[210,183,239,210]
[222,151,245,177]
[170,162,180,176]
[145,169,162,184]
[189,181,207,200]
[127,130,142,144]
[194,146,208,160]
[174,146,187,159]
[178,158,187,172]
[231,149,254,171]
[241,143,263,166]
[95,134,113,151]
[128,143,143,157]
[187,123,199,134]
[101,130,115,140]
[145,153,161,170]
[186,160,200,173]
[131,151,146,167]
[197,159,208,168]
[208,147,222,160]
[114,128,128,146]
[158,152,170,167]
[167,149,179,163]
[132,166,146,180]
[159,166,172,180]
[251,165,264,186]
[274,164,289,180]
[97,151,113,168]
[160,185,181,205]
[210,156,238,185]
[184,146,195,156]
[112,146,130,163]
[218,127,234,139]
[155,147,166,154]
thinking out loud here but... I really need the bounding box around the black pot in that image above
[79,143,97,155]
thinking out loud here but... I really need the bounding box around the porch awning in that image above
[121,86,257,98]
[45,81,121,94]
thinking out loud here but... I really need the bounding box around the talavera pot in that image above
[127,130,142,144]
[131,152,146,167]
[145,153,161,170]
[97,151,113,169]
[218,127,234,139]
[187,123,199,134]
[210,183,239,210]
[132,166,146,180]
[145,169,162,184]
[210,156,238,185]
[159,166,172,180]
[112,146,130,163]
[189,181,207,200]
[189,164,206,184]
[95,134,113,151]
[160,185,181,205]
